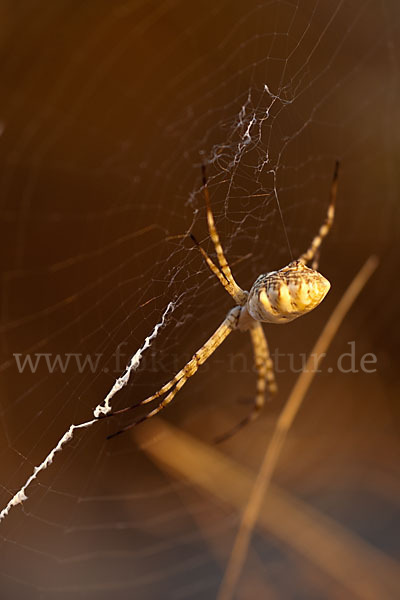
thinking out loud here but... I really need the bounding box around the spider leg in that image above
[107,307,241,439]
[311,248,320,271]
[190,234,240,303]
[251,322,277,398]
[299,160,339,269]
[214,322,277,444]
[201,165,247,305]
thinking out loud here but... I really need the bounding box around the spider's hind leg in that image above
[299,160,339,269]
[200,165,247,305]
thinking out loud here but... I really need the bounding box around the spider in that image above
[107,161,339,442]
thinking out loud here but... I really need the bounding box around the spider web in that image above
[0,1,399,598]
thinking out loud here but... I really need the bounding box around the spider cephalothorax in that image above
[106,162,339,441]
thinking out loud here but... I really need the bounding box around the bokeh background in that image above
[0,1,399,598]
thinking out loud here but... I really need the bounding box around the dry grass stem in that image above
[216,255,379,600]
[135,407,399,600]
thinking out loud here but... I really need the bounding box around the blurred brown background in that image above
[0,1,399,598]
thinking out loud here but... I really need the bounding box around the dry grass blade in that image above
[134,412,399,600]
[217,254,379,600]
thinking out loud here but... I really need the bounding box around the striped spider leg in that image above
[107,162,339,441]
[299,160,339,270]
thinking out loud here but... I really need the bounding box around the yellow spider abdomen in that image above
[247,260,330,324]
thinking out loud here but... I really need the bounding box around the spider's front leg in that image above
[107,306,241,439]
[214,322,277,444]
